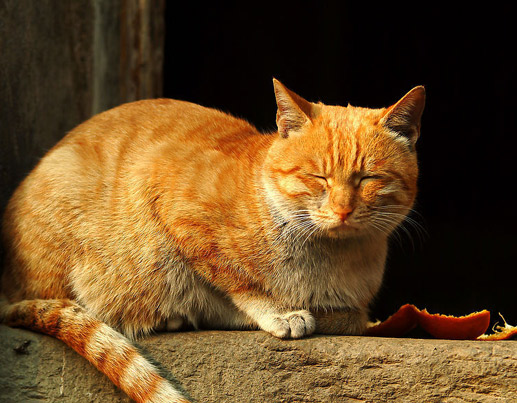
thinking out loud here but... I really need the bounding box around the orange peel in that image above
[477,314,517,341]
[417,308,490,340]
[365,304,514,340]
[365,304,418,337]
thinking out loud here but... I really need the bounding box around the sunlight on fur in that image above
[1,79,425,402]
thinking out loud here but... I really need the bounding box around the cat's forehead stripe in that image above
[323,113,369,177]
[324,125,335,172]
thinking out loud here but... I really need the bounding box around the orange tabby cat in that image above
[1,79,424,402]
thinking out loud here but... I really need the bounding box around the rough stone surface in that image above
[0,325,515,403]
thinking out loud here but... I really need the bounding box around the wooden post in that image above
[0,0,165,212]
[119,0,165,105]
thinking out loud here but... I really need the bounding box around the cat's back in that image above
[14,98,263,192]
[60,98,260,159]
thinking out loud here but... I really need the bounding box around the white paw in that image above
[263,310,316,339]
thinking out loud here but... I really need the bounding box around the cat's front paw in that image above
[263,310,316,339]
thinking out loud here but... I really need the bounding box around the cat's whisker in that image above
[271,215,315,248]
[292,221,317,245]
[368,205,428,249]
[370,216,410,249]
[369,216,397,233]
[386,213,427,247]
[269,212,312,235]
[384,219,416,251]
[403,216,428,240]
[373,207,427,230]
[367,221,393,240]
[300,225,320,248]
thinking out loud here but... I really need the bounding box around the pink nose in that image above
[333,206,354,222]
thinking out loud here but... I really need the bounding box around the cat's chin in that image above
[325,223,360,239]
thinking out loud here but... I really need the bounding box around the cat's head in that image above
[263,79,424,240]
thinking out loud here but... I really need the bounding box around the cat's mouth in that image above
[309,213,362,237]
[326,221,360,235]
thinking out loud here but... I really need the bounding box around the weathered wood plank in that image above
[0,0,164,213]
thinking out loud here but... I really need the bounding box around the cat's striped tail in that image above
[0,298,190,403]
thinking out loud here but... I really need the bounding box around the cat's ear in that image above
[273,78,319,138]
[380,86,426,149]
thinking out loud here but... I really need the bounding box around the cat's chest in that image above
[267,238,387,309]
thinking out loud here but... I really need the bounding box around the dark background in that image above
[163,3,517,325]
[1,2,515,330]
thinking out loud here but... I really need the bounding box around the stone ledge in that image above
[0,325,515,402]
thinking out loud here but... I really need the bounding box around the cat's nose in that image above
[333,206,354,222]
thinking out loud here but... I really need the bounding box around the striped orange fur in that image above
[0,298,188,402]
[1,79,424,400]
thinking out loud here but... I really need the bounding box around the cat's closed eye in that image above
[308,174,328,183]
[359,175,383,185]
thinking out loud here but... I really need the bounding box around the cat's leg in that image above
[155,315,185,332]
[230,293,316,339]
[165,316,184,330]
[313,308,368,335]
